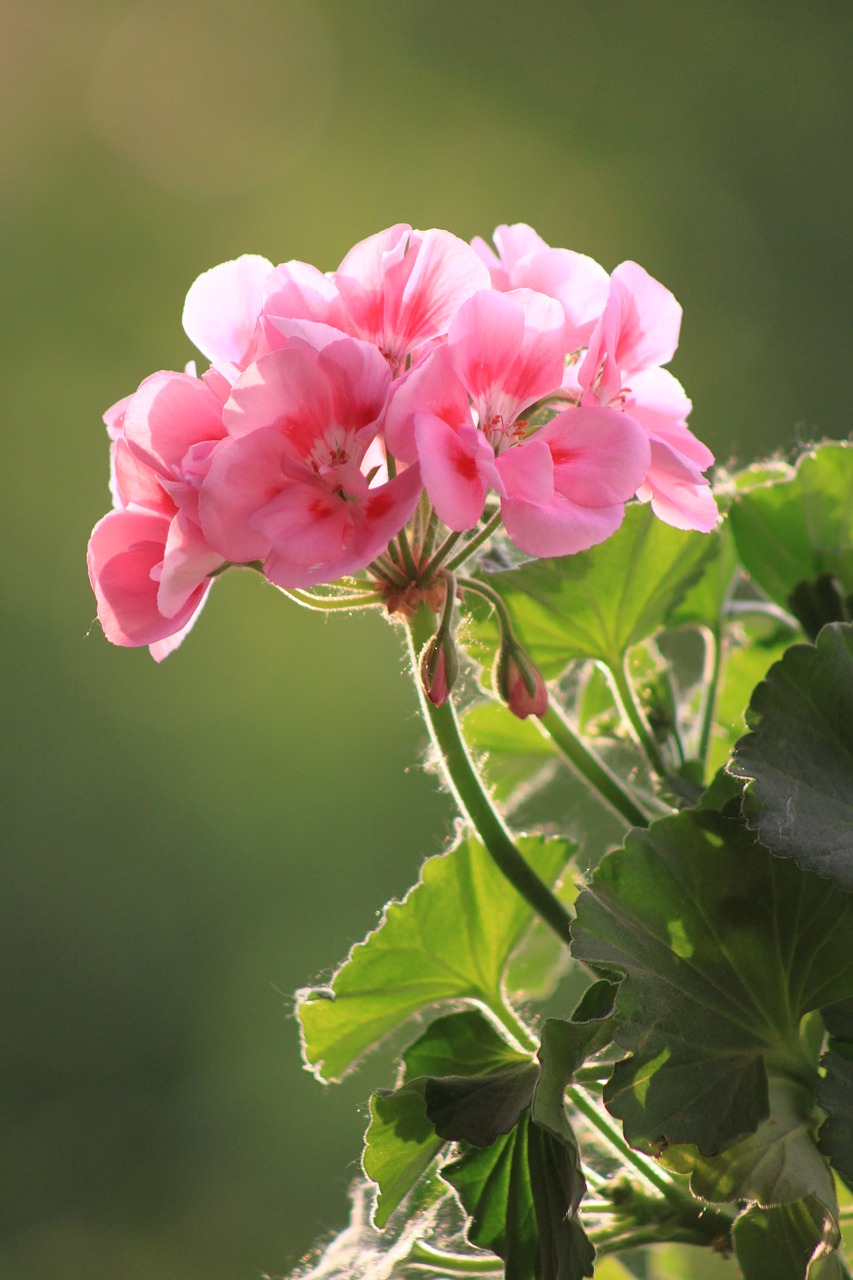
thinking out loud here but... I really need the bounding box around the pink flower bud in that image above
[421,631,460,707]
[496,644,548,720]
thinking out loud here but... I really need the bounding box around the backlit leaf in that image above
[298,834,572,1081]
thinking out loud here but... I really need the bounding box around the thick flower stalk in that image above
[88,221,717,659]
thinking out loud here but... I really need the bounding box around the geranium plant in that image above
[88,223,853,1279]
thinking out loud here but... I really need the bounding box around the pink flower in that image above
[88,370,229,659]
[200,338,422,589]
[387,287,650,557]
[333,225,490,372]
[572,263,718,533]
[472,223,610,349]
[182,254,274,370]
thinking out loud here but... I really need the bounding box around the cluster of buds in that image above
[88,223,717,662]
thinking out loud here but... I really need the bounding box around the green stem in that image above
[537,706,651,828]
[443,511,503,574]
[397,525,420,582]
[567,1086,699,1212]
[407,606,573,948]
[407,1241,503,1273]
[368,555,408,589]
[420,529,463,580]
[696,624,722,769]
[281,588,385,612]
[606,660,669,778]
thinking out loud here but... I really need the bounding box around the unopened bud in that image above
[495,642,548,720]
[421,630,460,707]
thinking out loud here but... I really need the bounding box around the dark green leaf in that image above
[729,623,853,891]
[442,1111,595,1280]
[818,1053,853,1192]
[571,810,853,1156]
[662,1076,837,1210]
[733,1196,843,1280]
[425,1062,539,1146]
[297,834,571,1081]
[364,1010,531,1227]
[460,504,716,678]
[729,443,853,618]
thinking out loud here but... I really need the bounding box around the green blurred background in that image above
[2,1,850,1276]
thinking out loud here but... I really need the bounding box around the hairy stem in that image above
[606,659,669,778]
[407,606,573,947]
[537,705,651,828]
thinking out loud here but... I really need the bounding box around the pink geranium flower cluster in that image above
[88,223,717,660]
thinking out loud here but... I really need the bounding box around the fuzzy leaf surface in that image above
[461,504,716,678]
[729,623,853,891]
[298,834,571,1081]
[364,1010,531,1228]
[571,810,853,1156]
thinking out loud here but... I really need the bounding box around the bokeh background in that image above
[2,1,851,1276]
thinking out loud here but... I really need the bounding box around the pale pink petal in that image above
[223,346,334,444]
[104,393,132,440]
[251,482,355,566]
[182,254,274,365]
[448,289,565,426]
[494,438,554,506]
[317,338,392,440]
[415,416,500,530]
[124,371,225,474]
[387,229,490,359]
[334,224,412,347]
[110,438,171,513]
[384,345,471,463]
[88,508,206,648]
[625,368,714,471]
[513,247,609,349]
[609,262,681,374]
[148,595,211,662]
[492,223,549,268]
[263,464,423,589]
[541,407,651,506]
[199,428,285,562]
[638,440,719,532]
[501,493,626,558]
[157,510,224,618]
[470,235,508,288]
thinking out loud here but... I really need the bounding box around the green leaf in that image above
[460,504,717,679]
[818,1053,853,1192]
[733,1196,843,1280]
[663,1076,838,1210]
[403,1008,533,1080]
[570,810,853,1157]
[442,1111,595,1280]
[729,443,853,623]
[364,1010,531,1228]
[297,834,571,1081]
[462,698,558,806]
[671,518,738,631]
[729,622,853,891]
[364,1084,446,1229]
[425,1062,540,1147]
